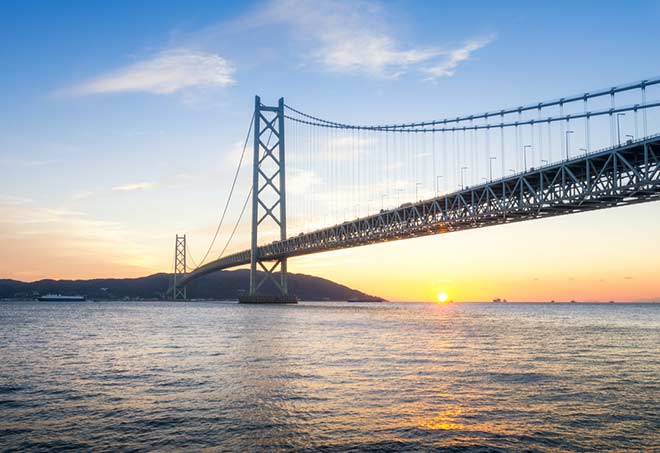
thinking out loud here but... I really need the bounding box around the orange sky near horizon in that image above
[288,204,660,303]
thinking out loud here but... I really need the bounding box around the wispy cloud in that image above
[0,195,33,206]
[0,198,156,280]
[72,191,94,200]
[69,49,235,96]
[248,0,492,80]
[111,181,156,192]
[422,37,494,80]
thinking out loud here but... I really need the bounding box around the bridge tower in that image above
[240,96,296,304]
[172,234,187,300]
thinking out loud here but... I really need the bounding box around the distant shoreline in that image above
[1,299,657,304]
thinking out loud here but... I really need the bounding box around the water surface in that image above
[1,301,658,451]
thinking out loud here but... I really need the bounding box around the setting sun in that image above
[437,292,448,303]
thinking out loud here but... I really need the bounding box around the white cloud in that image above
[111,181,156,192]
[313,33,438,77]
[255,0,437,77]
[422,37,494,80]
[251,0,492,79]
[70,49,235,96]
[72,191,94,200]
[288,168,321,194]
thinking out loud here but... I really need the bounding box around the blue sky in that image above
[2,0,660,301]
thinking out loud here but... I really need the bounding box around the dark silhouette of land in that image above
[0,269,384,301]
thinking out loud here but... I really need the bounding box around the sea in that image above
[0,301,658,452]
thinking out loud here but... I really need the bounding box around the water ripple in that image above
[0,301,658,451]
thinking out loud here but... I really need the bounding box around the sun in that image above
[437,292,448,303]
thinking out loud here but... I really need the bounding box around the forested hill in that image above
[0,269,384,301]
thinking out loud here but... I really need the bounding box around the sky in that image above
[2,0,660,302]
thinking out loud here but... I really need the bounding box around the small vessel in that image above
[37,294,86,302]
[492,298,507,303]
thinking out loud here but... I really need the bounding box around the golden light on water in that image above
[437,292,448,303]
[418,407,465,431]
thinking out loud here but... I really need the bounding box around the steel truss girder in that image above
[179,135,660,286]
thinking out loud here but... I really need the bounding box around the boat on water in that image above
[37,294,86,302]
[347,298,382,303]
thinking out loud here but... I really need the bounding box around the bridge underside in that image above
[177,136,660,288]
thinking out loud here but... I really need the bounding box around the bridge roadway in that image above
[177,135,660,287]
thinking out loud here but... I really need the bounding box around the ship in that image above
[347,297,382,303]
[37,294,86,302]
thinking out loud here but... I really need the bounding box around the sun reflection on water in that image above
[418,406,465,430]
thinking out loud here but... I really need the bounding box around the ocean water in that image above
[0,301,658,452]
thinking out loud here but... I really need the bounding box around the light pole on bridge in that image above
[396,189,404,206]
[460,167,468,190]
[415,182,422,201]
[488,156,497,181]
[616,113,626,145]
[565,130,574,160]
[436,175,443,196]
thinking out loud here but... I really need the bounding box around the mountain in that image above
[0,269,385,301]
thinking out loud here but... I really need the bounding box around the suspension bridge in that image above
[169,77,660,302]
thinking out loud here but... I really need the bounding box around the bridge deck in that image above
[178,135,660,287]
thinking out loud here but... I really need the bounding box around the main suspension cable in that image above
[217,186,252,260]
[186,242,199,269]
[284,101,660,133]
[189,113,254,270]
[284,77,660,131]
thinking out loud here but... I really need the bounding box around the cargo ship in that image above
[37,294,86,302]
